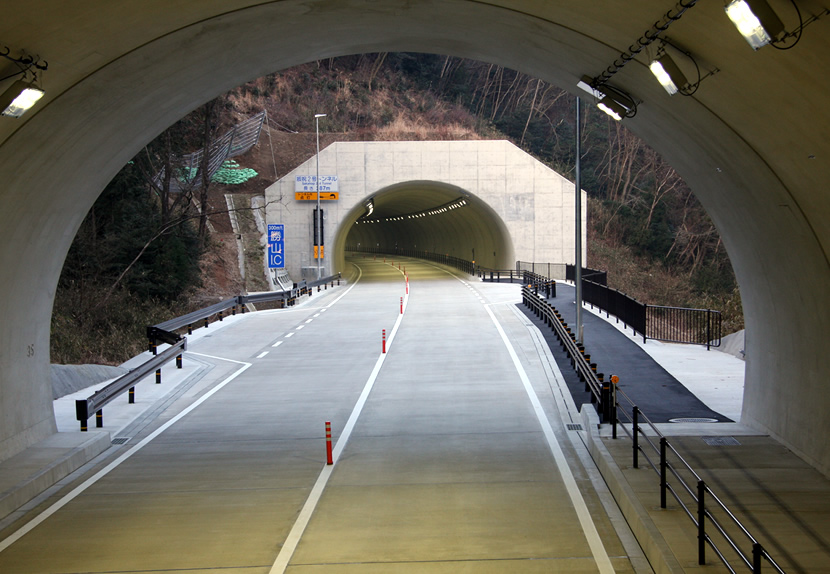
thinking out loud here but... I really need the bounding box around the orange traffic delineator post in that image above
[400,297,403,314]
[406,277,409,294]
[382,329,386,353]
[325,421,333,465]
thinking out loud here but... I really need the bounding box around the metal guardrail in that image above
[522,286,784,573]
[613,389,786,573]
[77,272,342,432]
[522,286,610,417]
[75,335,186,431]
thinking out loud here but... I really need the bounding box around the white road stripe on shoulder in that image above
[484,304,615,574]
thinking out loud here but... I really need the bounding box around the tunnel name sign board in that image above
[295,175,338,191]
[295,176,339,201]
[267,224,284,269]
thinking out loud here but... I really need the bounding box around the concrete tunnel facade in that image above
[264,141,586,280]
[0,2,828,477]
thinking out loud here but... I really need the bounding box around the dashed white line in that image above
[268,288,408,574]
[296,325,305,331]
[305,319,314,324]
[285,332,295,338]
[256,351,269,359]
[272,341,283,348]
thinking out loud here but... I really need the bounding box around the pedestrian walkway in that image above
[519,280,830,573]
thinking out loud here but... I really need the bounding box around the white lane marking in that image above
[0,355,252,554]
[313,313,321,318]
[305,319,313,324]
[324,264,361,309]
[483,304,614,574]
[269,288,408,574]
[272,341,283,348]
[257,351,269,359]
[285,332,294,338]
[296,325,305,330]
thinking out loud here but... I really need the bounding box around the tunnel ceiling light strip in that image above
[355,197,468,224]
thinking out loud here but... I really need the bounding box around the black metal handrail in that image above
[516,260,720,348]
[611,387,785,573]
[522,286,784,572]
[646,305,722,350]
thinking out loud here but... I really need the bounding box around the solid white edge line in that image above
[268,285,408,574]
[324,263,362,308]
[483,304,615,574]
[0,356,252,554]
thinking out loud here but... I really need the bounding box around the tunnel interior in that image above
[335,181,515,274]
[0,1,829,475]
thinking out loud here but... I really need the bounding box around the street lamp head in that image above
[315,113,327,118]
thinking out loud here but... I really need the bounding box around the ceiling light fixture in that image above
[725,0,785,49]
[725,0,827,50]
[649,52,688,95]
[0,46,48,118]
[0,80,44,118]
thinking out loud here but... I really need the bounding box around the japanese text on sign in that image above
[267,224,284,269]
[295,175,339,192]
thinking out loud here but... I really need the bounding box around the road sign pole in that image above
[315,113,326,280]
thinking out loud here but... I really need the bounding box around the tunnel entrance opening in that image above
[336,181,514,275]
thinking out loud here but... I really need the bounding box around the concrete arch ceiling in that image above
[0,1,828,472]
[335,182,515,270]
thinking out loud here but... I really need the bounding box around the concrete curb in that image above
[0,432,111,522]
[581,407,685,574]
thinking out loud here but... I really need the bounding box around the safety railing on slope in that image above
[76,273,341,431]
[521,287,784,573]
[517,260,721,348]
[612,387,786,573]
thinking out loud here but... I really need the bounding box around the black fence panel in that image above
[646,306,722,349]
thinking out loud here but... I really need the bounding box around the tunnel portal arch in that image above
[0,2,829,474]
[336,181,516,273]
[265,141,585,279]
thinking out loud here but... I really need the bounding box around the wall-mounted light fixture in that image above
[0,80,44,118]
[1,46,48,118]
[725,0,828,51]
[725,0,786,49]
[649,52,688,95]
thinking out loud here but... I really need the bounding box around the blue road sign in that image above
[267,224,284,269]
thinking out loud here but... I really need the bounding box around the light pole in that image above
[575,97,584,345]
[315,113,326,280]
